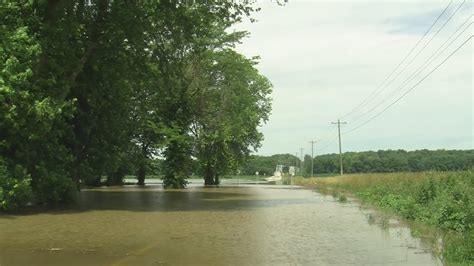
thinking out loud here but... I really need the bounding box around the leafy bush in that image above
[416,177,437,204]
[443,229,474,264]
[33,174,77,204]
[162,174,188,189]
[0,159,33,211]
[434,185,472,232]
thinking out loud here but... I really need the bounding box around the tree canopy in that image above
[0,0,272,210]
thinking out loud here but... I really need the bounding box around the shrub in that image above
[338,194,347,203]
[33,174,77,204]
[416,177,437,204]
[281,175,292,185]
[0,158,33,211]
[443,229,474,264]
[436,193,470,232]
[162,174,188,189]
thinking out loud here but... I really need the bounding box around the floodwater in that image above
[0,183,442,265]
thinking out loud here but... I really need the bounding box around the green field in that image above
[296,171,474,265]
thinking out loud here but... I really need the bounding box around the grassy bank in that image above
[296,171,473,265]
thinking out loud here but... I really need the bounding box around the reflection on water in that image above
[0,185,441,265]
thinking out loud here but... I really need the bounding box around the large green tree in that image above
[192,50,272,185]
[0,1,77,203]
[141,2,262,188]
[0,0,269,210]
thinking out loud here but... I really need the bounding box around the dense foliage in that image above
[0,1,271,210]
[240,153,299,176]
[297,171,474,264]
[313,149,473,174]
[0,157,32,211]
[241,149,473,176]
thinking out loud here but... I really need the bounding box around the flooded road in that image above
[0,184,441,265]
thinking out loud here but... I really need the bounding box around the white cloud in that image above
[234,0,473,156]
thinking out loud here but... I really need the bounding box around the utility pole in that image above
[309,140,318,177]
[295,152,299,176]
[300,148,304,177]
[331,119,347,175]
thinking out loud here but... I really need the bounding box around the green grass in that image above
[296,171,474,265]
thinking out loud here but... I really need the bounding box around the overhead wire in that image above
[348,12,472,125]
[342,34,473,135]
[306,1,469,156]
[339,0,454,120]
[317,135,339,154]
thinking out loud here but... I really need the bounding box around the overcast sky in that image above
[234,0,473,156]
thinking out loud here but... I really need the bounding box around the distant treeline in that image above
[241,149,474,176]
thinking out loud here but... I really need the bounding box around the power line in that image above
[310,2,469,157]
[343,35,473,135]
[342,0,459,120]
[300,147,304,176]
[348,0,467,124]
[316,135,339,154]
[349,13,472,125]
[308,140,318,177]
[340,0,454,119]
[331,119,347,175]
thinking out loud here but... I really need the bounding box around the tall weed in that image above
[297,171,474,265]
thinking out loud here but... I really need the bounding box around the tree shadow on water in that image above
[1,185,313,216]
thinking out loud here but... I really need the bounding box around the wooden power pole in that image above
[308,140,318,177]
[300,148,304,177]
[331,119,347,175]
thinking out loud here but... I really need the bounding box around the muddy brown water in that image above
[0,184,441,265]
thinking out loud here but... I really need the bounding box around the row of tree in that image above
[240,153,297,176]
[241,149,474,176]
[0,1,272,209]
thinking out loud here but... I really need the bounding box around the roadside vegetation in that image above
[296,171,474,265]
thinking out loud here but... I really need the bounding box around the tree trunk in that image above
[73,174,81,190]
[204,173,214,185]
[84,175,101,187]
[107,166,125,186]
[137,162,146,186]
[204,164,216,185]
[162,139,190,188]
[214,173,220,185]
